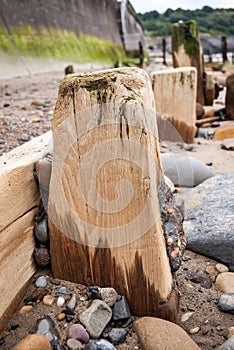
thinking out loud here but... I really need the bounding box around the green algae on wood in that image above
[172,20,200,59]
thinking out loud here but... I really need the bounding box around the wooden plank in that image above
[0,131,52,232]
[0,210,37,332]
[0,131,52,330]
[49,67,178,320]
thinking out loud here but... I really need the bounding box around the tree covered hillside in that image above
[138,6,234,37]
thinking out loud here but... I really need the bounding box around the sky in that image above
[130,0,234,14]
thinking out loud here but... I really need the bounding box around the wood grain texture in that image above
[0,131,52,330]
[49,67,177,319]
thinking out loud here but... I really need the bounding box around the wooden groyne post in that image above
[48,67,180,321]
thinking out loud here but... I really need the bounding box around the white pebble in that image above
[57,296,65,307]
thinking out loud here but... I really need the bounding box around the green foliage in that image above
[0,25,125,63]
[138,7,234,36]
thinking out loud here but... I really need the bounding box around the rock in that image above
[43,295,55,306]
[211,121,220,128]
[18,305,33,314]
[217,335,234,350]
[57,345,66,350]
[134,317,200,350]
[218,293,234,314]
[57,296,65,307]
[57,313,66,321]
[57,287,67,295]
[216,273,234,292]
[65,65,74,75]
[221,138,234,151]
[164,175,175,193]
[228,327,234,339]
[112,296,131,322]
[216,263,229,273]
[160,152,215,187]
[36,316,60,344]
[226,73,234,120]
[12,334,51,350]
[31,287,47,301]
[35,276,48,288]
[34,247,50,266]
[189,270,212,289]
[51,279,61,286]
[214,126,234,141]
[100,288,118,307]
[68,324,89,343]
[107,328,128,345]
[196,103,205,119]
[67,338,82,349]
[21,133,29,142]
[183,173,234,270]
[79,300,112,338]
[84,339,116,350]
[34,219,49,245]
[189,327,200,334]
[181,312,194,322]
[67,294,77,310]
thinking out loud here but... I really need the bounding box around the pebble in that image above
[216,272,234,292]
[189,326,200,334]
[112,296,131,322]
[51,279,61,285]
[21,133,29,141]
[228,327,234,339]
[189,270,212,289]
[31,287,47,301]
[217,335,234,349]
[84,339,116,350]
[100,288,118,307]
[57,296,65,307]
[34,219,49,245]
[57,287,67,294]
[36,316,60,344]
[33,247,50,266]
[35,276,48,288]
[18,305,33,314]
[57,313,66,321]
[57,345,66,350]
[211,121,220,128]
[107,328,128,345]
[216,263,229,273]
[79,300,112,338]
[181,312,194,322]
[43,295,54,306]
[206,265,216,274]
[67,294,77,310]
[218,293,234,314]
[12,334,51,350]
[67,338,82,349]
[68,323,89,343]
[36,318,50,335]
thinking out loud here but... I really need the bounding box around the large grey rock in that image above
[217,335,234,350]
[183,173,234,270]
[161,152,215,187]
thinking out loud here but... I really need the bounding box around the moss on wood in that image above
[172,20,200,59]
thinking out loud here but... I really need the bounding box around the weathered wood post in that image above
[162,37,167,65]
[48,67,183,321]
[172,20,205,105]
[221,36,228,64]
[150,67,197,143]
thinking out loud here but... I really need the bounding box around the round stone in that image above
[35,276,48,288]
[18,305,33,314]
[43,295,54,306]
[12,334,51,350]
[68,324,89,343]
[100,287,118,307]
[34,248,50,267]
[34,219,49,245]
[57,313,66,321]
[57,296,65,307]
[67,338,82,349]
[216,263,229,273]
